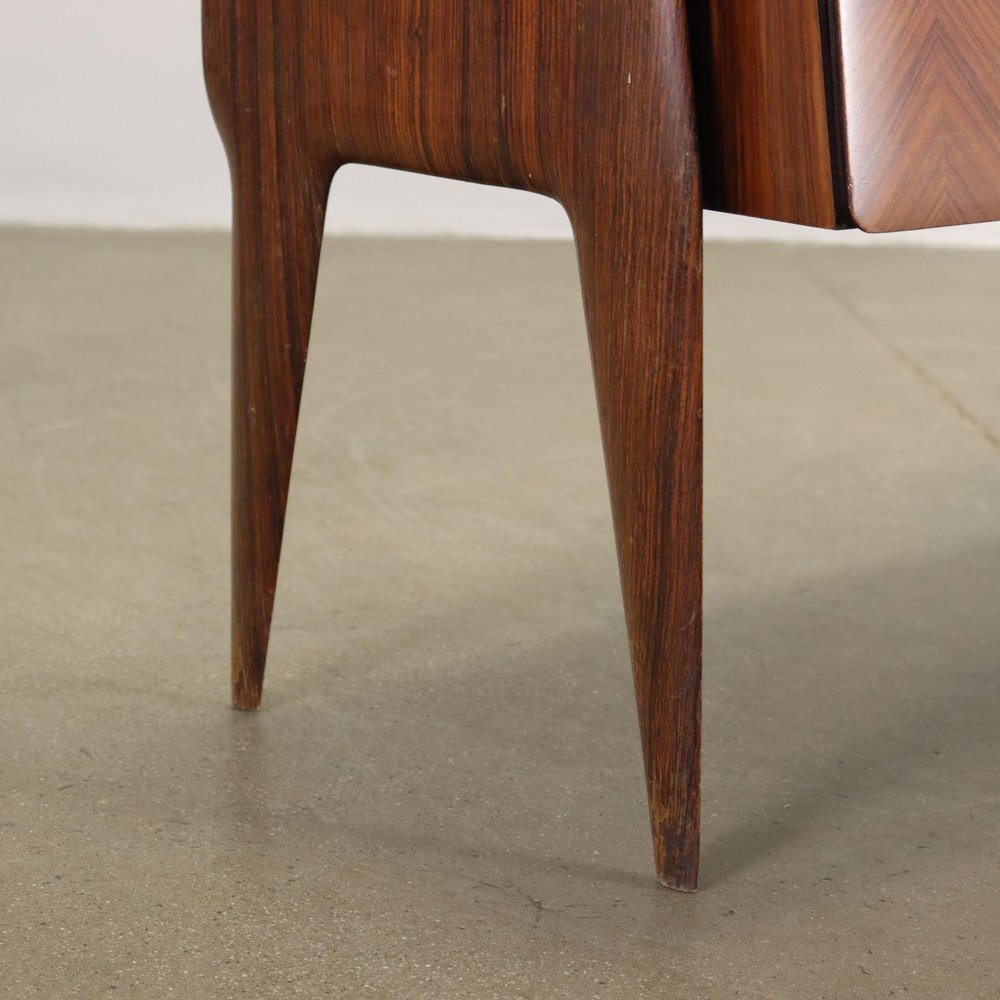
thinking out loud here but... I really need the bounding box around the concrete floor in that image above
[1,227,998,999]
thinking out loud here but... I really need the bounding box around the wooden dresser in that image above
[204,0,999,891]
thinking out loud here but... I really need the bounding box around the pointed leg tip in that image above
[231,679,263,711]
[653,820,700,892]
[231,648,266,709]
[657,872,698,893]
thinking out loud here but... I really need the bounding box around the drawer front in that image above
[692,0,1000,232]
[839,0,1000,231]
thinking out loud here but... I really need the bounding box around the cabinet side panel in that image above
[689,0,840,228]
[838,0,1000,232]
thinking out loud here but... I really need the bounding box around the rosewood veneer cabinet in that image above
[202,0,1000,890]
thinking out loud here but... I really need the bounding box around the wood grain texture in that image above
[837,0,1000,232]
[691,0,1000,232]
[203,0,704,889]
[688,0,843,229]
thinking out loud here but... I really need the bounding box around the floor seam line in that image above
[811,276,1000,452]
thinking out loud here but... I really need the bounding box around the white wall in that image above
[5,0,1000,245]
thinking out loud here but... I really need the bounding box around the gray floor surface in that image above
[1,228,998,999]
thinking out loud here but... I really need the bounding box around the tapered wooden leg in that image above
[574,199,703,889]
[568,60,703,888]
[229,156,329,709]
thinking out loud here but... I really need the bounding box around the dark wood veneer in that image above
[689,0,842,229]
[692,0,1000,232]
